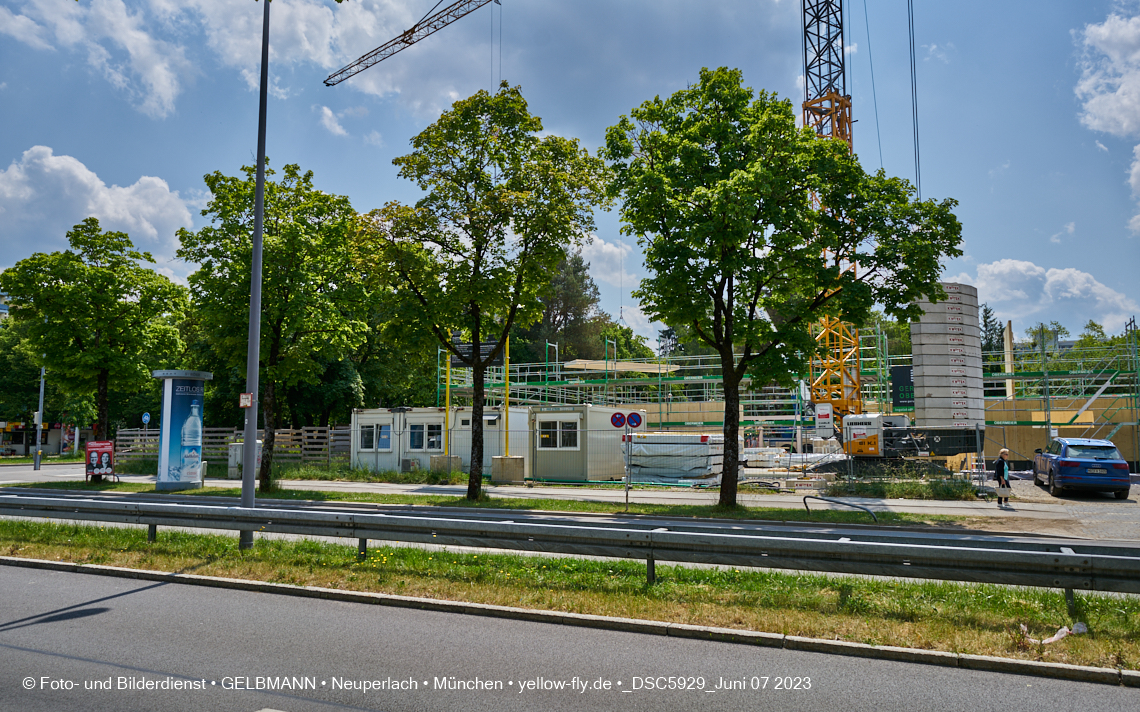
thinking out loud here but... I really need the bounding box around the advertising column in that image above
[153,370,213,491]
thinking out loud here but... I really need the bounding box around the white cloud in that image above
[1077,8,1140,231]
[0,5,53,50]
[580,235,636,289]
[988,160,1010,179]
[1096,140,1109,151]
[0,146,192,268]
[364,130,385,147]
[618,304,661,345]
[318,105,347,136]
[5,0,191,118]
[1131,143,1140,195]
[1076,12,1140,137]
[923,43,953,63]
[956,258,1139,332]
[1049,221,1076,244]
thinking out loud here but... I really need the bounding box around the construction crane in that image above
[325,0,498,87]
[802,0,863,418]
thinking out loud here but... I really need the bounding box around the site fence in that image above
[115,427,351,467]
[352,426,731,485]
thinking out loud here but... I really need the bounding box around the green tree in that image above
[599,322,655,360]
[865,310,912,357]
[1076,320,1108,346]
[357,83,609,499]
[604,68,962,507]
[178,163,367,490]
[1024,321,1070,351]
[0,218,186,444]
[508,248,638,366]
[980,303,1004,353]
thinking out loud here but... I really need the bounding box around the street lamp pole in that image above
[239,0,272,550]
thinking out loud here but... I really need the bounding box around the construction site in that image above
[325,1,1139,485]
[430,297,1139,474]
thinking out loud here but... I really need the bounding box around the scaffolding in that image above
[436,333,1138,460]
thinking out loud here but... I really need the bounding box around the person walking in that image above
[994,448,1011,507]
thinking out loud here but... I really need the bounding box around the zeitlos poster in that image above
[153,370,212,491]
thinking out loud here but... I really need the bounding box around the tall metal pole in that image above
[240,0,271,551]
[33,365,45,470]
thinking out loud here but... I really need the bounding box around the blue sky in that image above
[2,0,1138,347]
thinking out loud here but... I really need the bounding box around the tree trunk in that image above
[718,365,741,508]
[95,370,109,442]
[259,379,276,491]
[468,363,484,499]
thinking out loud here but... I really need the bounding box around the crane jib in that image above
[325,0,496,86]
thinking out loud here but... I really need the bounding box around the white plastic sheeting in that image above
[626,432,723,480]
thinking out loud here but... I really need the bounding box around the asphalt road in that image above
[0,568,1134,712]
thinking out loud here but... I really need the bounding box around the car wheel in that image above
[1049,475,1062,498]
[1116,489,1130,500]
[1034,469,1042,486]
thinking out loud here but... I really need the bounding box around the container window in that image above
[538,419,580,450]
[560,420,578,448]
[360,424,375,450]
[539,421,558,449]
[427,424,442,450]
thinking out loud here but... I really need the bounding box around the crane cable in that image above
[861,0,883,171]
[907,0,922,199]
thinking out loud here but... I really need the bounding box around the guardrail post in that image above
[147,524,157,543]
[646,553,656,585]
[358,538,368,561]
[1065,587,1077,617]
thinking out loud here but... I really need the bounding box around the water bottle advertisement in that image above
[153,370,212,491]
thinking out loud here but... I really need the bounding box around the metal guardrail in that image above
[1,493,1139,593]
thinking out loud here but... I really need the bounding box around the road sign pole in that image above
[624,423,631,512]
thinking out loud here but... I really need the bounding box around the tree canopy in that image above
[0,218,186,443]
[356,83,609,498]
[604,67,963,507]
[178,162,367,489]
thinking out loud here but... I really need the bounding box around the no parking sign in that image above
[610,412,626,428]
[627,412,642,428]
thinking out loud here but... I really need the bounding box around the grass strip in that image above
[4,480,988,528]
[0,454,86,466]
[1,518,1136,671]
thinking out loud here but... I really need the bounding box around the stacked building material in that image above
[910,283,984,427]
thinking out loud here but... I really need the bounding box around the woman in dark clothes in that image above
[994,448,1011,507]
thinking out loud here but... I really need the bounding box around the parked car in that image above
[1033,438,1131,499]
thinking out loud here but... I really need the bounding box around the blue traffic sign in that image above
[627,412,642,428]
[610,412,626,428]
[142,412,151,425]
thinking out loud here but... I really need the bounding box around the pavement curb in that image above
[0,555,1129,687]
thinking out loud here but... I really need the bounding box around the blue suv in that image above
[1033,438,1131,499]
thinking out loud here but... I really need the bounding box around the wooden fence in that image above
[115,426,351,467]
